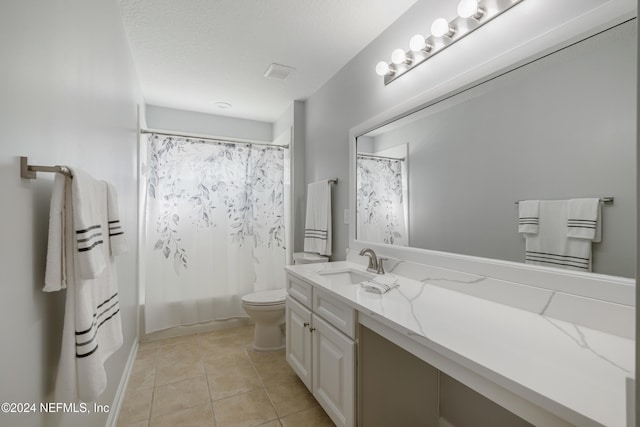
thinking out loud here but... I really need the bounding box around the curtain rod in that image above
[357,153,406,161]
[140,128,289,149]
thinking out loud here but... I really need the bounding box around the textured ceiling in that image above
[118,0,420,123]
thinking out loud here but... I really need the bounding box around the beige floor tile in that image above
[151,376,210,418]
[200,338,250,360]
[226,325,255,343]
[155,358,205,386]
[212,389,278,427]
[139,340,162,351]
[128,350,158,392]
[258,421,282,427]
[117,419,149,427]
[279,405,335,427]
[204,353,253,375]
[158,333,202,348]
[246,349,286,365]
[149,402,215,427]
[117,386,153,425]
[253,357,299,386]
[200,326,254,349]
[136,345,158,363]
[127,362,156,392]
[157,341,203,364]
[265,376,316,417]
[207,363,264,400]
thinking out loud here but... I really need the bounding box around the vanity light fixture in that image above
[430,18,454,38]
[375,0,525,85]
[409,34,430,53]
[391,48,410,65]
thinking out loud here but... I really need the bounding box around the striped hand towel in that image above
[524,200,593,272]
[567,198,601,242]
[518,200,539,234]
[304,180,332,256]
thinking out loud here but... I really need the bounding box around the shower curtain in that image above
[144,135,286,333]
[356,155,408,246]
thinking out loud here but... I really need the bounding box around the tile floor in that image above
[116,325,335,427]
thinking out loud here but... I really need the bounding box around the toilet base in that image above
[252,322,285,352]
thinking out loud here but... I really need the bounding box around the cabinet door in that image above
[312,314,355,427]
[286,296,312,390]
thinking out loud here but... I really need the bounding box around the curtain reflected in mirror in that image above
[356,144,409,246]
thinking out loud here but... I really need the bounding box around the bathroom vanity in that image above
[284,254,634,427]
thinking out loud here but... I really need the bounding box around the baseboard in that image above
[105,340,139,427]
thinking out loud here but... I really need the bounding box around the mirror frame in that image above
[348,1,636,306]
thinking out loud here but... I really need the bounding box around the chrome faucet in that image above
[359,248,386,274]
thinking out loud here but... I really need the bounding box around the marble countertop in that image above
[285,261,635,427]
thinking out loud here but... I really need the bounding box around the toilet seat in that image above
[241,289,287,306]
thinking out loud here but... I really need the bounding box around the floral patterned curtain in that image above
[356,155,408,246]
[144,135,286,333]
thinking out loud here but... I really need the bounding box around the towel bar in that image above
[515,197,613,205]
[20,156,72,179]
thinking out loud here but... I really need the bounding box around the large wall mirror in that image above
[355,20,636,279]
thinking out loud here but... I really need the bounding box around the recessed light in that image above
[215,101,232,109]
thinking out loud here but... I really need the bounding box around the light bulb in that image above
[431,18,453,37]
[391,48,407,65]
[375,61,390,76]
[409,34,426,52]
[457,0,478,18]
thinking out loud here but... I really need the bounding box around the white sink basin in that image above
[318,268,374,285]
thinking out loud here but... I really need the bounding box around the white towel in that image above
[567,198,601,242]
[361,276,399,294]
[523,200,593,272]
[44,167,127,402]
[304,180,332,256]
[44,174,68,291]
[71,169,108,279]
[107,182,128,255]
[518,200,539,234]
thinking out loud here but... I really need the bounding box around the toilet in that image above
[241,252,328,351]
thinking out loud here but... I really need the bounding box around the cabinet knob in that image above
[303,322,310,328]
[309,327,316,333]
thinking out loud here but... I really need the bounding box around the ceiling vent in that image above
[264,63,295,81]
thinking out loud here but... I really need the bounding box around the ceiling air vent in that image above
[264,63,295,81]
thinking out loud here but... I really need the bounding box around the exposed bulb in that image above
[409,34,426,52]
[391,48,407,65]
[431,18,453,37]
[375,61,391,76]
[457,0,481,19]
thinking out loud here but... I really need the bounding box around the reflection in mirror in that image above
[356,143,408,246]
[355,20,636,278]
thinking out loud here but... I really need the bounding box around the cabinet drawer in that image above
[287,274,313,308]
[313,289,356,339]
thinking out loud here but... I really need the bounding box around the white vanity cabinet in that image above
[285,273,356,427]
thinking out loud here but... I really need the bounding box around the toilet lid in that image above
[241,289,287,306]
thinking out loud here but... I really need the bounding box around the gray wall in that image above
[0,1,141,426]
[146,104,273,142]
[369,21,636,278]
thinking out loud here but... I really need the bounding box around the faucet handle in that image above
[377,257,388,275]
